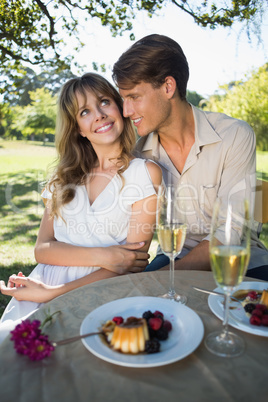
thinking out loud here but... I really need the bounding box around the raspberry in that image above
[155,327,169,340]
[250,315,261,326]
[148,317,163,331]
[142,310,154,321]
[261,315,268,326]
[145,339,160,354]
[153,310,164,318]
[247,291,258,300]
[252,309,263,317]
[112,316,124,325]
[255,304,267,312]
[244,303,256,314]
[163,320,172,332]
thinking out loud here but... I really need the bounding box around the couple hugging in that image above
[0,34,267,343]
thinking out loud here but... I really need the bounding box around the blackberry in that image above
[244,303,256,314]
[148,327,157,339]
[145,339,160,354]
[155,327,169,340]
[142,310,154,321]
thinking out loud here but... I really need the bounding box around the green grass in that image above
[0,140,267,317]
[0,139,57,315]
[257,150,268,181]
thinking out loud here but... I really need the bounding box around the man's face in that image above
[119,82,171,137]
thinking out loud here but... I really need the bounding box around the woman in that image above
[0,73,162,338]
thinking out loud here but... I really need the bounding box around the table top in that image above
[0,270,267,402]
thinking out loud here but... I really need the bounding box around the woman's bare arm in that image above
[34,207,149,273]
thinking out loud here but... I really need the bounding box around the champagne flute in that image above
[156,185,187,304]
[205,198,251,357]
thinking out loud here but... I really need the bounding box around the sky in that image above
[71,2,268,98]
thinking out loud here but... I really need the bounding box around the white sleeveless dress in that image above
[0,158,156,343]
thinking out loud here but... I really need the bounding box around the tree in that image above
[11,88,57,141]
[204,64,268,150]
[186,90,203,107]
[0,0,266,80]
[3,66,76,106]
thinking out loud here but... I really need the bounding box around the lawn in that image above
[0,140,57,315]
[0,139,267,317]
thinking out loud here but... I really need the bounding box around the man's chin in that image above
[136,129,150,137]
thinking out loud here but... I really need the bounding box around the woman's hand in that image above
[0,276,58,303]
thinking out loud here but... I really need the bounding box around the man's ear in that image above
[163,76,177,99]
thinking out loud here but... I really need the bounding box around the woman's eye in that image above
[100,98,110,106]
[80,109,89,117]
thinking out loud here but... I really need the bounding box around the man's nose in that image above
[122,99,133,118]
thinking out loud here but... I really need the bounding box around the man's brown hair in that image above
[112,34,189,100]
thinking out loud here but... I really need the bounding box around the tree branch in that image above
[33,0,58,54]
[0,44,40,65]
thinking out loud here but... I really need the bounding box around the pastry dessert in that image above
[110,317,149,354]
[260,289,268,307]
[102,310,172,354]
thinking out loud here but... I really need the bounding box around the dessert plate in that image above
[80,296,204,367]
[208,281,268,337]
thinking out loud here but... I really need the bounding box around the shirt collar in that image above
[192,104,222,152]
[139,104,222,156]
[138,131,159,158]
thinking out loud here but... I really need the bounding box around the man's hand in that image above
[101,242,150,274]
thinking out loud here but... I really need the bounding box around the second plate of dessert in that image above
[80,296,204,367]
[208,281,268,337]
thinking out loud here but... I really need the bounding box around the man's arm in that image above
[34,207,149,274]
[161,240,211,271]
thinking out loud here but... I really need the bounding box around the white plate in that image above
[80,296,204,368]
[208,281,268,337]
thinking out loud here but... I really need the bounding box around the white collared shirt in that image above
[134,104,261,251]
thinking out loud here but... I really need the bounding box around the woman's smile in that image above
[95,122,114,133]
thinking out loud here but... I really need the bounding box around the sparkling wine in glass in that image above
[156,185,187,304]
[205,198,251,357]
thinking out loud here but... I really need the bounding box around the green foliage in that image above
[186,90,204,107]
[3,66,76,106]
[204,64,268,151]
[2,88,57,140]
[0,0,266,84]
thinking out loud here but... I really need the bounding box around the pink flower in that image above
[26,335,55,361]
[11,319,41,342]
[10,319,54,361]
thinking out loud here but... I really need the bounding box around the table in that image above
[0,271,267,402]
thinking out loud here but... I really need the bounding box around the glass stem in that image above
[223,291,231,335]
[168,256,175,297]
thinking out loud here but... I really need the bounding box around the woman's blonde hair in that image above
[49,73,136,218]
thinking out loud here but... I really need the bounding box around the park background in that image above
[0,1,267,315]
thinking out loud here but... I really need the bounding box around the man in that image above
[112,34,268,278]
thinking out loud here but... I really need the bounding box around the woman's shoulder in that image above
[130,157,159,167]
[128,158,162,187]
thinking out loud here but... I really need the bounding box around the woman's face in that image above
[76,89,124,148]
